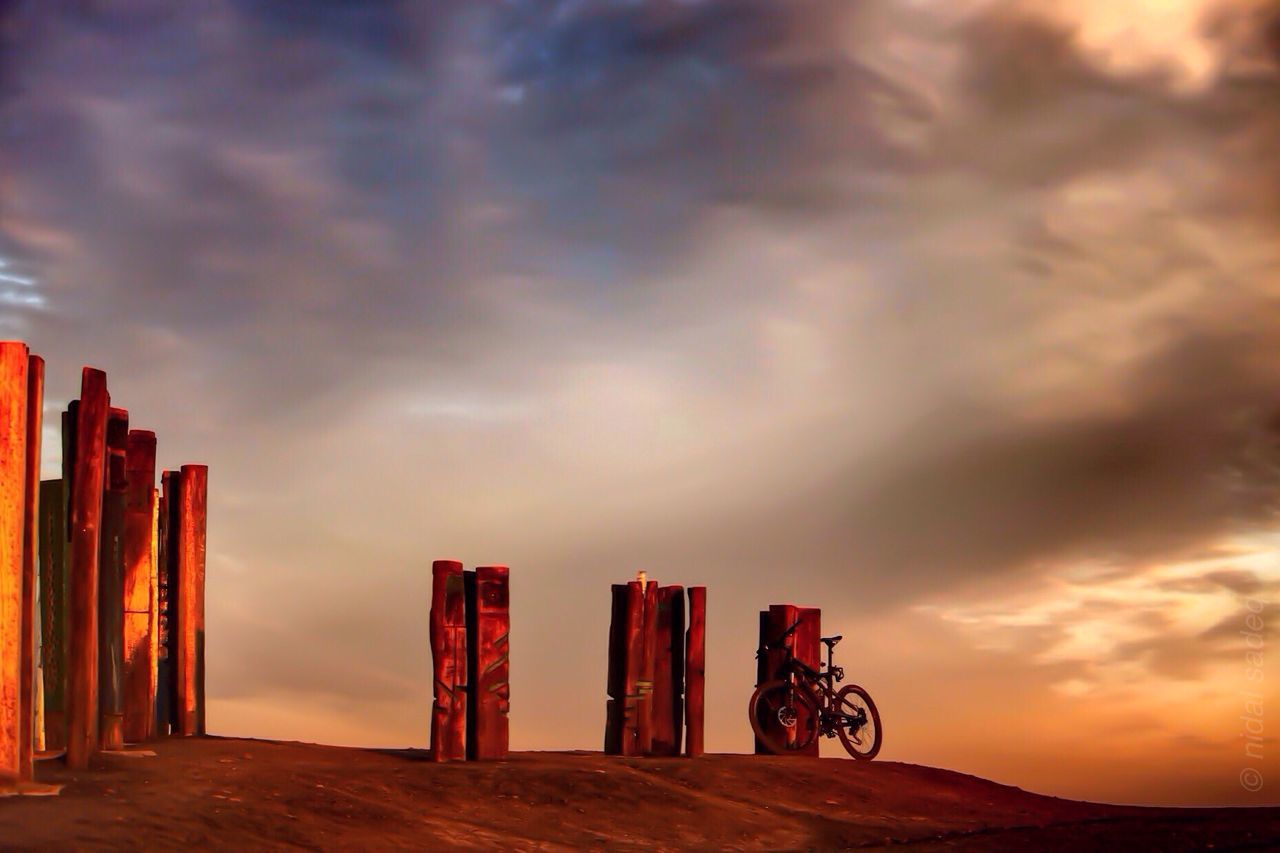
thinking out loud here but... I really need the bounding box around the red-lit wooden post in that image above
[604,580,644,755]
[38,478,69,751]
[684,586,705,757]
[756,604,799,754]
[0,342,29,786]
[67,368,109,770]
[98,407,128,750]
[465,565,510,760]
[122,431,156,743]
[794,607,821,757]
[650,585,684,756]
[155,470,178,736]
[19,355,42,779]
[604,584,628,754]
[430,559,466,761]
[636,580,658,755]
[175,464,207,736]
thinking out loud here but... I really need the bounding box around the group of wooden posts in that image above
[603,575,707,757]
[0,341,209,791]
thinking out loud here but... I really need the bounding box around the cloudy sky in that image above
[2,0,1277,806]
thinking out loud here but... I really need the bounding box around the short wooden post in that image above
[174,465,207,736]
[154,470,178,736]
[19,355,42,779]
[122,431,156,743]
[98,407,128,751]
[636,580,658,755]
[0,342,29,786]
[684,587,705,757]
[795,608,821,757]
[465,565,510,760]
[756,604,799,754]
[649,585,684,756]
[429,559,466,761]
[603,584,629,754]
[67,368,109,770]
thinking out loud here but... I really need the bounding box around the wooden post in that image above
[98,407,128,751]
[148,487,159,739]
[795,607,821,757]
[122,431,156,743]
[19,355,42,779]
[429,559,466,761]
[465,565,510,761]
[0,342,29,786]
[756,604,799,754]
[649,585,684,756]
[38,479,68,751]
[684,586,705,757]
[155,470,178,736]
[175,464,207,736]
[603,584,628,754]
[67,367,108,770]
[636,580,658,755]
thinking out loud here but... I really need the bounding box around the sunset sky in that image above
[2,0,1277,807]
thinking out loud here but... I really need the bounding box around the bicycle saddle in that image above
[821,635,842,647]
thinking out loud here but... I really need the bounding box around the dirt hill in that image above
[1,737,1276,850]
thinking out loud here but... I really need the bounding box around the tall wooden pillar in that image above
[755,604,799,754]
[38,479,68,751]
[464,565,510,761]
[0,342,30,786]
[604,580,645,756]
[684,587,705,757]
[794,608,821,757]
[429,560,467,761]
[155,470,178,736]
[67,367,109,770]
[650,585,684,756]
[174,464,207,736]
[122,431,156,743]
[98,407,128,751]
[19,355,42,779]
[635,580,659,756]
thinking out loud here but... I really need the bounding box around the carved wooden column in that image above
[122,431,156,743]
[67,368,109,770]
[429,559,466,761]
[174,464,207,736]
[98,407,128,751]
[650,585,684,756]
[0,342,29,785]
[684,586,705,757]
[465,565,510,760]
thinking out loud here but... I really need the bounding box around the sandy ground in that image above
[0,737,1276,850]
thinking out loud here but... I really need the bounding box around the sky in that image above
[1,0,1277,807]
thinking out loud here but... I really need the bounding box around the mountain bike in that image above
[748,618,882,760]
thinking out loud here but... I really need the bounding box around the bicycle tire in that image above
[834,684,882,760]
[748,679,820,755]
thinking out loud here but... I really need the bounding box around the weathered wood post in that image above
[67,368,109,770]
[38,479,68,751]
[464,565,510,761]
[604,580,644,755]
[19,354,42,779]
[650,585,684,756]
[684,586,705,757]
[155,470,178,736]
[122,431,156,743]
[148,487,159,738]
[175,464,207,736]
[0,342,29,786]
[755,604,799,754]
[429,559,467,761]
[98,407,128,751]
[794,607,821,757]
[636,579,658,755]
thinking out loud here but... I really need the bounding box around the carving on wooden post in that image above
[175,465,208,736]
[67,368,109,770]
[122,431,157,743]
[465,566,510,761]
[684,586,706,758]
[98,407,128,751]
[0,342,30,786]
[430,560,466,761]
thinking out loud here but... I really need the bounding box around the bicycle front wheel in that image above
[835,684,882,760]
[748,679,819,755]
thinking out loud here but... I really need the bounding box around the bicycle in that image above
[748,618,882,760]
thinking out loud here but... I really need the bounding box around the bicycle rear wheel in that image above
[749,679,819,754]
[835,684,882,760]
